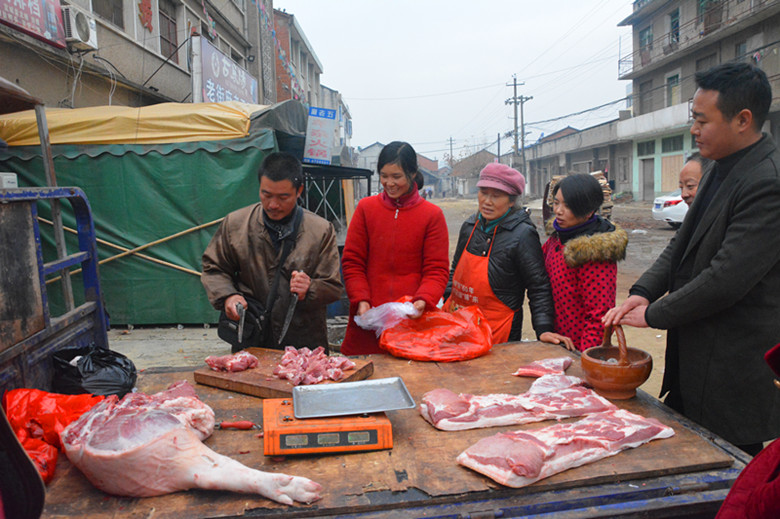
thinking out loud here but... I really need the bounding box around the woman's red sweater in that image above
[340,190,449,355]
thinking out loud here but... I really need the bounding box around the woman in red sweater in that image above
[340,141,449,355]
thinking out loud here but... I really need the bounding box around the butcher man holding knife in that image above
[202,151,343,351]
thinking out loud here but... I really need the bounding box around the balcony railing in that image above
[619,0,778,78]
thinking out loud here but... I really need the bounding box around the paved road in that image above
[112,197,675,398]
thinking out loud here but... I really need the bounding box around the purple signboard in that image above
[0,0,66,49]
[200,37,258,104]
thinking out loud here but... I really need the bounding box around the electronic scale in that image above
[262,377,415,456]
[262,398,394,455]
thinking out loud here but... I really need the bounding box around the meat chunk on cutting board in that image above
[60,381,321,505]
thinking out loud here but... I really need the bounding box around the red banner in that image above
[0,0,66,49]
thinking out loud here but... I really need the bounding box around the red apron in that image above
[444,223,514,344]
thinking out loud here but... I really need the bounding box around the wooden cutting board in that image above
[193,347,374,399]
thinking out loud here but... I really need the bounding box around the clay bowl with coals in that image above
[581,325,652,400]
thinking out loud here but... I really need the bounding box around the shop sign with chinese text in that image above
[199,37,257,104]
[303,107,337,165]
[0,0,65,48]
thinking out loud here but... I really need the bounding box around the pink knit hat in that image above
[477,163,526,195]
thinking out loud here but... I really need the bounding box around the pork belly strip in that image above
[456,409,675,488]
[419,385,617,431]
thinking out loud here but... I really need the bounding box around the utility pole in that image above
[505,75,532,177]
[497,133,500,162]
[519,93,532,180]
[448,137,454,166]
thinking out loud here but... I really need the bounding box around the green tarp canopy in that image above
[0,100,307,325]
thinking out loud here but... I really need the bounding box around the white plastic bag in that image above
[354,301,419,337]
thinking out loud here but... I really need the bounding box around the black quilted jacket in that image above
[445,208,556,341]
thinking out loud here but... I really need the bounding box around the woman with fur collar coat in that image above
[543,174,628,351]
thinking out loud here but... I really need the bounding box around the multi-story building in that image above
[1,0,274,108]
[617,0,780,200]
[320,84,354,166]
[273,8,321,107]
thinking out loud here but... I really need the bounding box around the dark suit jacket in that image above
[632,135,780,445]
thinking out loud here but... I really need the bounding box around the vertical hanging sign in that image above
[303,107,336,165]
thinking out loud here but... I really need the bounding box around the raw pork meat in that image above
[457,409,674,488]
[527,374,583,394]
[512,357,573,377]
[273,346,356,385]
[205,351,259,372]
[60,381,321,505]
[419,385,616,431]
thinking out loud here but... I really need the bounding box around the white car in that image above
[652,189,688,228]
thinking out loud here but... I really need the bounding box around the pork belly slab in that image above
[456,409,674,488]
[61,381,321,505]
[419,383,617,431]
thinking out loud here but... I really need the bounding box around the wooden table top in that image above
[42,342,737,518]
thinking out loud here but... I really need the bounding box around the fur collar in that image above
[545,219,628,267]
[561,224,628,267]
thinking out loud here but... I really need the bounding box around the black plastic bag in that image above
[52,345,137,397]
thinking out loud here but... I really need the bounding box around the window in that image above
[666,74,680,106]
[735,40,747,61]
[691,134,698,150]
[662,135,684,153]
[639,26,653,51]
[159,0,178,64]
[696,53,718,71]
[698,0,721,22]
[639,80,653,114]
[93,0,124,29]
[638,141,656,157]
[669,9,680,44]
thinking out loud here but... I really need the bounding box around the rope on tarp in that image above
[37,217,204,277]
[42,217,224,283]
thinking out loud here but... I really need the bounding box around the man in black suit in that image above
[604,63,780,456]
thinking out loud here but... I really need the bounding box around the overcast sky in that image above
[275,0,635,163]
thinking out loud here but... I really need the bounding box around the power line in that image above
[347,82,505,101]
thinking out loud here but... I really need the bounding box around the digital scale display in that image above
[263,398,393,455]
[281,429,378,449]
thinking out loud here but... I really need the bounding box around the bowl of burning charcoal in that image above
[581,325,652,399]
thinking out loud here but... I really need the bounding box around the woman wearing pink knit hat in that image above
[443,162,572,348]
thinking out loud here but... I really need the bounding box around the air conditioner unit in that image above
[62,6,98,51]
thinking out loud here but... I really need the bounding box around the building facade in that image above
[273,8,321,107]
[1,0,273,109]
[617,0,780,200]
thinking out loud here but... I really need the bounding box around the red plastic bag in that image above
[379,303,493,362]
[2,388,104,483]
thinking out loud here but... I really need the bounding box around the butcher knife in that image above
[278,296,297,345]
[236,302,246,344]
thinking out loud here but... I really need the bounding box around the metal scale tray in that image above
[292,376,415,419]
